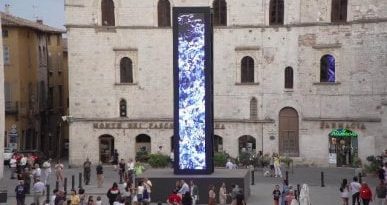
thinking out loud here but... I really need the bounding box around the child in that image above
[272,185,281,205]
[96,196,102,205]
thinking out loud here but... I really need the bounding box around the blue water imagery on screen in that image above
[177,13,206,170]
[326,55,335,82]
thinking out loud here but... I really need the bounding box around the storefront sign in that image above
[93,122,226,130]
[329,128,358,138]
[320,121,365,130]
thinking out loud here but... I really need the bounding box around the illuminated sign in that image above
[173,7,214,174]
[329,129,358,138]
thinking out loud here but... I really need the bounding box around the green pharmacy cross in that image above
[329,128,358,138]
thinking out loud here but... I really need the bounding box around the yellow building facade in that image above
[2,12,66,156]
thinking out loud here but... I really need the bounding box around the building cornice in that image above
[302,117,381,122]
[69,117,275,124]
[65,18,387,30]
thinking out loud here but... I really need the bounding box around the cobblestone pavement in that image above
[0,163,379,205]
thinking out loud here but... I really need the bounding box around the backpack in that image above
[360,188,371,199]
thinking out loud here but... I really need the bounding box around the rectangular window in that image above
[57,35,61,46]
[48,87,54,109]
[47,35,51,45]
[3,46,10,65]
[58,85,63,107]
[2,30,8,38]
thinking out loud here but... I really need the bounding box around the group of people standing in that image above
[272,180,311,205]
[166,180,246,205]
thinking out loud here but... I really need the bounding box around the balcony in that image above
[5,101,19,115]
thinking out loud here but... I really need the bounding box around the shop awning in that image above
[329,128,358,138]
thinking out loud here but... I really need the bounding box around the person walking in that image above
[96,162,104,188]
[22,168,31,194]
[219,182,228,205]
[208,185,216,205]
[143,178,152,202]
[273,153,282,178]
[33,178,46,205]
[10,155,18,179]
[350,176,361,205]
[107,183,120,205]
[281,180,289,205]
[272,185,281,205]
[15,180,27,205]
[230,185,241,205]
[112,149,119,171]
[70,189,81,205]
[190,180,199,205]
[55,160,64,183]
[182,192,193,205]
[340,179,350,205]
[118,159,126,182]
[359,182,373,205]
[42,159,52,185]
[299,184,311,205]
[83,158,92,185]
[374,180,386,205]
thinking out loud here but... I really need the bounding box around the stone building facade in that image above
[65,0,387,166]
[1,12,64,155]
[0,15,5,179]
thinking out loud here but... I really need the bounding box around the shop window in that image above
[158,0,171,27]
[320,54,335,82]
[213,0,227,26]
[269,0,284,25]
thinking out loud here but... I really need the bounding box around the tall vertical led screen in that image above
[173,7,214,174]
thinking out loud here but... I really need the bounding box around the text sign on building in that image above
[173,7,214,174]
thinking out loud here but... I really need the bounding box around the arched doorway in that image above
[238,135,256,153]
[99,135,114,163]
[279,107,299,157]
[135,134,151,153]
[214,135,223,152]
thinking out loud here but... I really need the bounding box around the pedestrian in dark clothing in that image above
[107,182,120,205]
[112,149,119,171]
[182,192,193,205]
[15,180,27,205]
[119,159,126,182]
[54,190,66,205]
[83,158,92,185]
[22,168,31,194]
[96,162,104,188]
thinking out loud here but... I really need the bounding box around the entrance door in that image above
[99,135,114,163]
[279,107,299,157]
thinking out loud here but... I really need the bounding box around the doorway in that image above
[99,135,114,163]
[279,107,299,157]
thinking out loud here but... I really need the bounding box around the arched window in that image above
[320,55,335,82]
[120,57,133,83]
[158,0,171,27]
[135,134,151,154]
[331,0,347,22]
[213,0,227,26]
[214,135,223,152]
[101,0,115,26]
[119,99,127,117]
[241,56,254,83]
[269,0,284,25]
[99,135,114,163]
[250,97,258,119]
[284,67,293,89]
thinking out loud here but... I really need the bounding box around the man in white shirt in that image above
[33,178,46,205]
[42,159,52,185]
[143,178,152,201]
[178,180,190,195]
[350,176,361,205]
[20,154,27,168]
[226,159,234,169]
[32,164,42,183]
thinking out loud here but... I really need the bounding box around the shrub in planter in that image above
[365,155,382,173]
[214,152,228,167]
[238,152,253,167]
[136,150,150,162]
[148,154,169,168]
